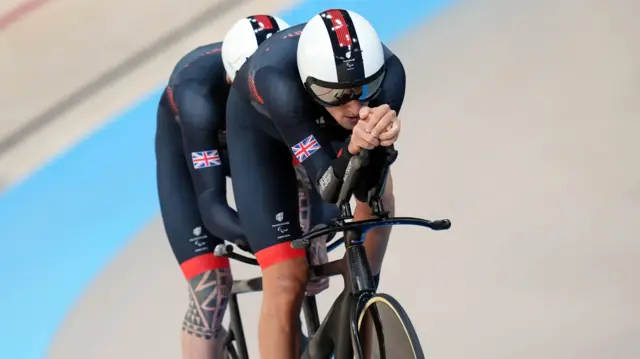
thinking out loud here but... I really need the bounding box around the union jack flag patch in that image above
[191,150,221,169]
[292,135,321,163]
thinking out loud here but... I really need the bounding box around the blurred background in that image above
[1,0,639,358]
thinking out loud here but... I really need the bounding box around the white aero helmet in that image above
[297,9,386,106]
[222,15,290,82]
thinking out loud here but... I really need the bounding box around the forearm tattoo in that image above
[183,268,233,340]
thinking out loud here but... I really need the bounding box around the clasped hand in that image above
[348,104,401,154]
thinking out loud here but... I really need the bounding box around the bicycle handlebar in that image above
[214,244,259,266]
[214,146,452,264]
[291,216,451,249]
[214,215,451,265]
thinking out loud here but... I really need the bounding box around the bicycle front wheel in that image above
[357,294,426,359]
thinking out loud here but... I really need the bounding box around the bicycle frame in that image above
[216,146,451,358]
[299,228,376,358]
[297,146,450,358]
[296,203,451,359]
[220,211,450,359]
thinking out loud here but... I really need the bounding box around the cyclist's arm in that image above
[356,44,405,205]
[174,82,246,242]
[252,67,354,203]
[354,47,404,274]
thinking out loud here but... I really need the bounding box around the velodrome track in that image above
[1,0,639,358]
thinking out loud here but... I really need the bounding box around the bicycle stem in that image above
[338,169,389,295]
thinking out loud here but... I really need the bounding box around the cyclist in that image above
[154,14,292,359]
[225,8,405,358]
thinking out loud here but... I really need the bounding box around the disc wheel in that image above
[357,294,426,359]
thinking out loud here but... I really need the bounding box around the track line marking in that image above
[0,0,52,31]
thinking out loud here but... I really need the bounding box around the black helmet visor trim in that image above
[304,66,385,107]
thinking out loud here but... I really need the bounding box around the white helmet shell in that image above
[222,15,290,82]
[297,9,384,86]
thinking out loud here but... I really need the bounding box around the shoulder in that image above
[172,81,225,130]
[234,44,307,109]
[252,64,299,93]
[231,63,318,124]
[169,42,223,84]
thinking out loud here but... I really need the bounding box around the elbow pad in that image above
[317,166,342,203]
